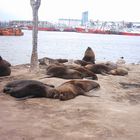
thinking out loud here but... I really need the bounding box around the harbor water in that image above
[0,30,140,65]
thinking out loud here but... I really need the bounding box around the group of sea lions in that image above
[1,47,128,100]
[39,47,128,77]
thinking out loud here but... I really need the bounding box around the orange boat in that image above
[0,28,24,36]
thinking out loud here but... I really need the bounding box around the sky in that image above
[0,0,140,22]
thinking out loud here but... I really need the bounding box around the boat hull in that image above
[75,27,140,36]
[0,28,24,36]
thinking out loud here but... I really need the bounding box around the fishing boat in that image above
[75,26,140,36]
[59,27,76,32]
[27,26,60,31]
[0,27,24,36]
[75,21,140,36]
[27,25,76,32]
[119,30,140,36]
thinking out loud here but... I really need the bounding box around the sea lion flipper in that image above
[83,92,100,97]
[101,70,108,75]
[15,95,35,101]
[39,75,53,79]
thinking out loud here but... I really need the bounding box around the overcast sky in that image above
[0,0,140,22]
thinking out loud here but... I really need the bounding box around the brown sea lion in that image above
[46,64,83,79]
[0,56,11,77]
[66,65,98,80]
[46,64,98,80]
[3,79,100,101]
[85,63,112,75]
[39,57,68,65]
[108,68,128,76]
[53,80,100,100]
[82,47,95,64]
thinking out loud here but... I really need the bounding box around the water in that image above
[0,30,140,65]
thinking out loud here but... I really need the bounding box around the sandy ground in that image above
[0,63,140,140]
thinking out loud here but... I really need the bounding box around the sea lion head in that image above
[82,47,95,64]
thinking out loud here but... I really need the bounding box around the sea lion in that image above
[0,56,11,76]
[85,63,112,74]
[82,47,95,64]
[53,79,100,100]
[3,79,100,101]
[3,80,55,99]
[108,68,128,76]
[39,57,68,65]
[46,64,98,80]
[46,64,83,79]
[66,65,98,80]
[74,59,92,66]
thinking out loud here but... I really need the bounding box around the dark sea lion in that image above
[3,79,100,101]
[0,56,11,76]
[46,64,84,79]
[66,65,98,80]
[46,64,98,80]
[85,63,111,74]
[3,80,55,99]
[74,59,92,66]
[39,57,68,65]
[56,58,68,63]
[82,47,95,64]
[53,80,100,100]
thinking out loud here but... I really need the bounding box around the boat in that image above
[59,27,76,32]
[75,26,108,34]
[119,30,140,36]
[26,25,76,32]
[26,26,60,31]
[0,27,24,36]
[75,26,140,36]
[75,21,140,36]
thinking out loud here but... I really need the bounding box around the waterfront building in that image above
[81,11,88,26]
[58,19,81,27]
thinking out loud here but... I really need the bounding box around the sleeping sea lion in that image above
[0,56,11,76]
[52,79,100,100]
[85,63,112,75]
[108,68,128,76]
[39,57,68,65]
[82,47,95,64]
[66,65,98,80]
[46,64,98,80]
[3,80,55,99]
[46,64,83,79]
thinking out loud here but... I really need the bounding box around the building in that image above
[81,11,88,26]
[10,20,54,28]
[58,19,81,27]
